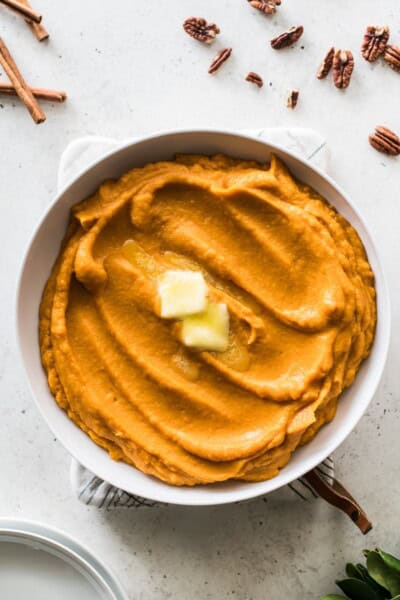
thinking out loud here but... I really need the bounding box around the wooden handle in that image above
[303,469,372,534]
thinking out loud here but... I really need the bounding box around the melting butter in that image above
[122,239,160,276]
[157,270,208,318]
[180,302,229,352]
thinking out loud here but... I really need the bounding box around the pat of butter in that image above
[158,270,208,318]
[180,303,229,352]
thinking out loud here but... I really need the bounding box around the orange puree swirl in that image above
[39,155,376,486]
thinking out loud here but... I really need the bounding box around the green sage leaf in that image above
[376,549,400,576]
[366,551,400,597]
[346,563,364,580]
[336,577,382,600]
[320,595,347,600]
[355,564,390,599]
[366,552,390,589]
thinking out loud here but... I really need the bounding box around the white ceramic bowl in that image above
[16,130,390,506]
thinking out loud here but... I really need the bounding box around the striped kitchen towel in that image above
[70,456,335,508]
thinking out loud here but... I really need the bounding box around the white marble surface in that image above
[0,1,399,598]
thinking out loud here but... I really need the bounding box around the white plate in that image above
[0,519,128,600]
[16,129,391,506]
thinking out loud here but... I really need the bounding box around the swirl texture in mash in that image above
[39,155,376,486]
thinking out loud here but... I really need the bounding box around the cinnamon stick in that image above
[0,82,66,102]
[18,0,49,41]
[0,0,42,23]
[0,37,45,123]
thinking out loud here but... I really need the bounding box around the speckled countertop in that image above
[0,1,399,598]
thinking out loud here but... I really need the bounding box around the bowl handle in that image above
[303,469,372,534]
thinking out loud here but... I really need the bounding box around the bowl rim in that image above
[15,127,391,505]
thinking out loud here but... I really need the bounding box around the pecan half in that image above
[245,71,263,87]
[369,126,400,156]
[286,89,299,109]
[247,0,281,14]
[271,26,304,50]
[183,17,220,44]
[208,48,232,74]
[384,44,400,72]
[361,26,389,62]
[333,49,354,89]
[317,47,335,79]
